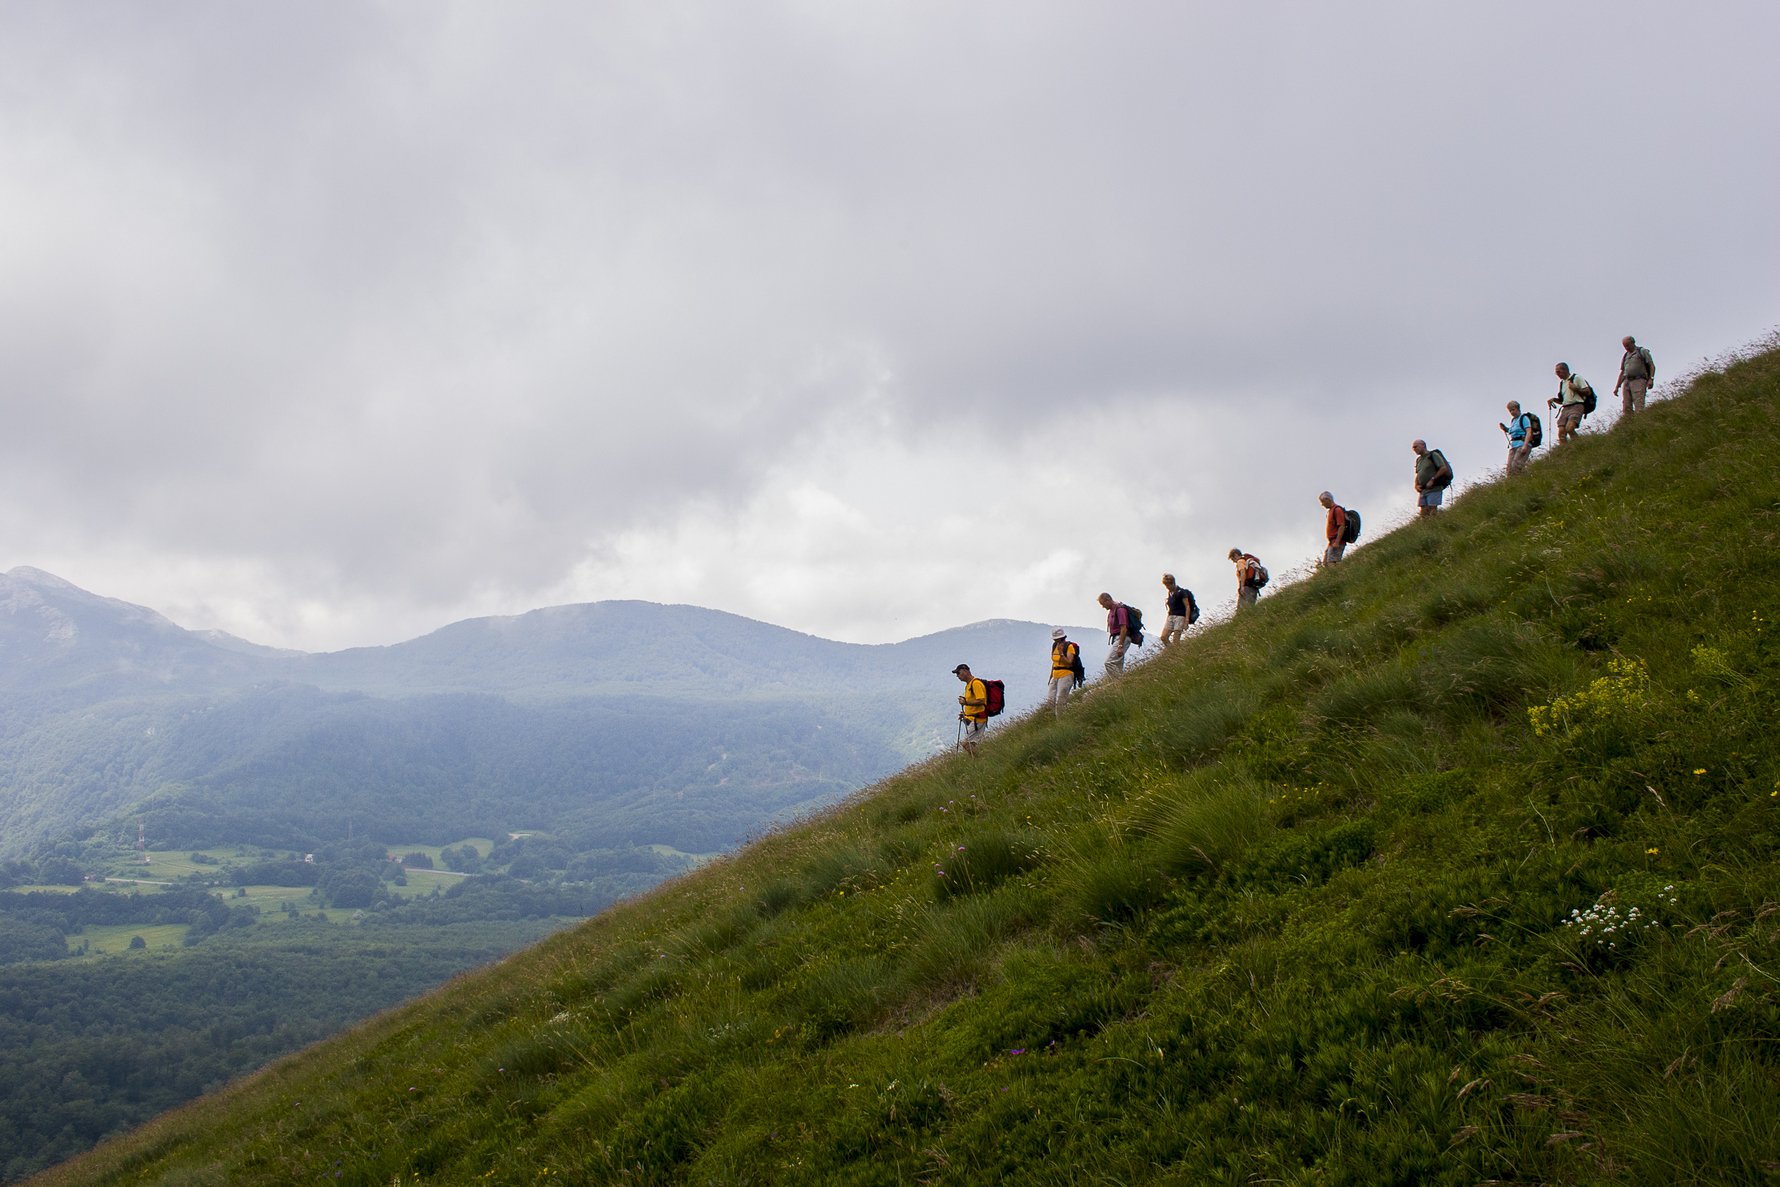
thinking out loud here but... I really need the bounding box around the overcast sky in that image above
[2,1,1776,652]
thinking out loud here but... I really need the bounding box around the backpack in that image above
[1068,649,1086,688]
[1186,589,1200,625]
[1563,377,1597,417]
[1428,449,1454,490]
[1525,412,1543,448]
[1125,605,1145,647]
[1342,508,1362,544]
[983,679,1006,717]
[1251,563,1270,589]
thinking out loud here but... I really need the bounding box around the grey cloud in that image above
[1,1,1776,646]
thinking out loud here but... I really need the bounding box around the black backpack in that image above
[1562,377,1597,417]
[1342,508,1362,544]
[1428,449,1454,490]
[1124,605,1145,647]
[1186,589,1200,625]
[1526,412,1543,447]
[1068,649,1086,688]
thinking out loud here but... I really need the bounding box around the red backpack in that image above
[983,679,1006,717]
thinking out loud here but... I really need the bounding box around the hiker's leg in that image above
[961,721,984,755]
[1047,675,1070,712]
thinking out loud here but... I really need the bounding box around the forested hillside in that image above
[31,341,1780,1185]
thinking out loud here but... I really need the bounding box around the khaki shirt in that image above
[1620,347,1653,382]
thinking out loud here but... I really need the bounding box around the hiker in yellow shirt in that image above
[953,663,988,755]
[1046,629,1080,714]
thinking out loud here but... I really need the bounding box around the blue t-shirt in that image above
[1507,413,1532,448]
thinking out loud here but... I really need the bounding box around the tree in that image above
[319,870,378,909]
[36,857,84,886]
[440,845,482,873]
[127,936,146,950]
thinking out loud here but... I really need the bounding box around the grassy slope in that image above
[31,340,1780,1186]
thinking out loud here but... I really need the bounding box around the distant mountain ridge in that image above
[0,567,1102,858]
[0,567,259,698]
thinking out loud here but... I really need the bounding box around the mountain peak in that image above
[4,564,83,592]
[0,566,256,696]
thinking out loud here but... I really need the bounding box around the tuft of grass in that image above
[1146,769,1275,879]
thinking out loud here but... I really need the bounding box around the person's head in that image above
[1411,439,1427,456]
[1096,592,1114,610]
[1161,573,1176,588]
[1555,362,1571,379]
[1506,400,1521,415]
[1227,548,1243,562]
[1318,490,1333,508]
[951,663,971,682]
[1622,335,1637,351]
[1051,628,1066,642]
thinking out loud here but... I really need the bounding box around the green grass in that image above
[387,868,474,897]
[381,838,497,864]
[29,336,1780,1185]
[68,923,189,955]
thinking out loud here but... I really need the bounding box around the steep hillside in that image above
[32,338,1780,1185]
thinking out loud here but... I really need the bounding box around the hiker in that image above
[1616,335,1655,415]
[1096,592,1138,675]
[1046,628,1082,713]
[952,663,988,755]
[1499,400,1536,475]
[1227,549,1267,611]
[1160,574,1197,645]
[1317,492,1348,566]
[1411,439,1453,518]
[1548,362,1593,445]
